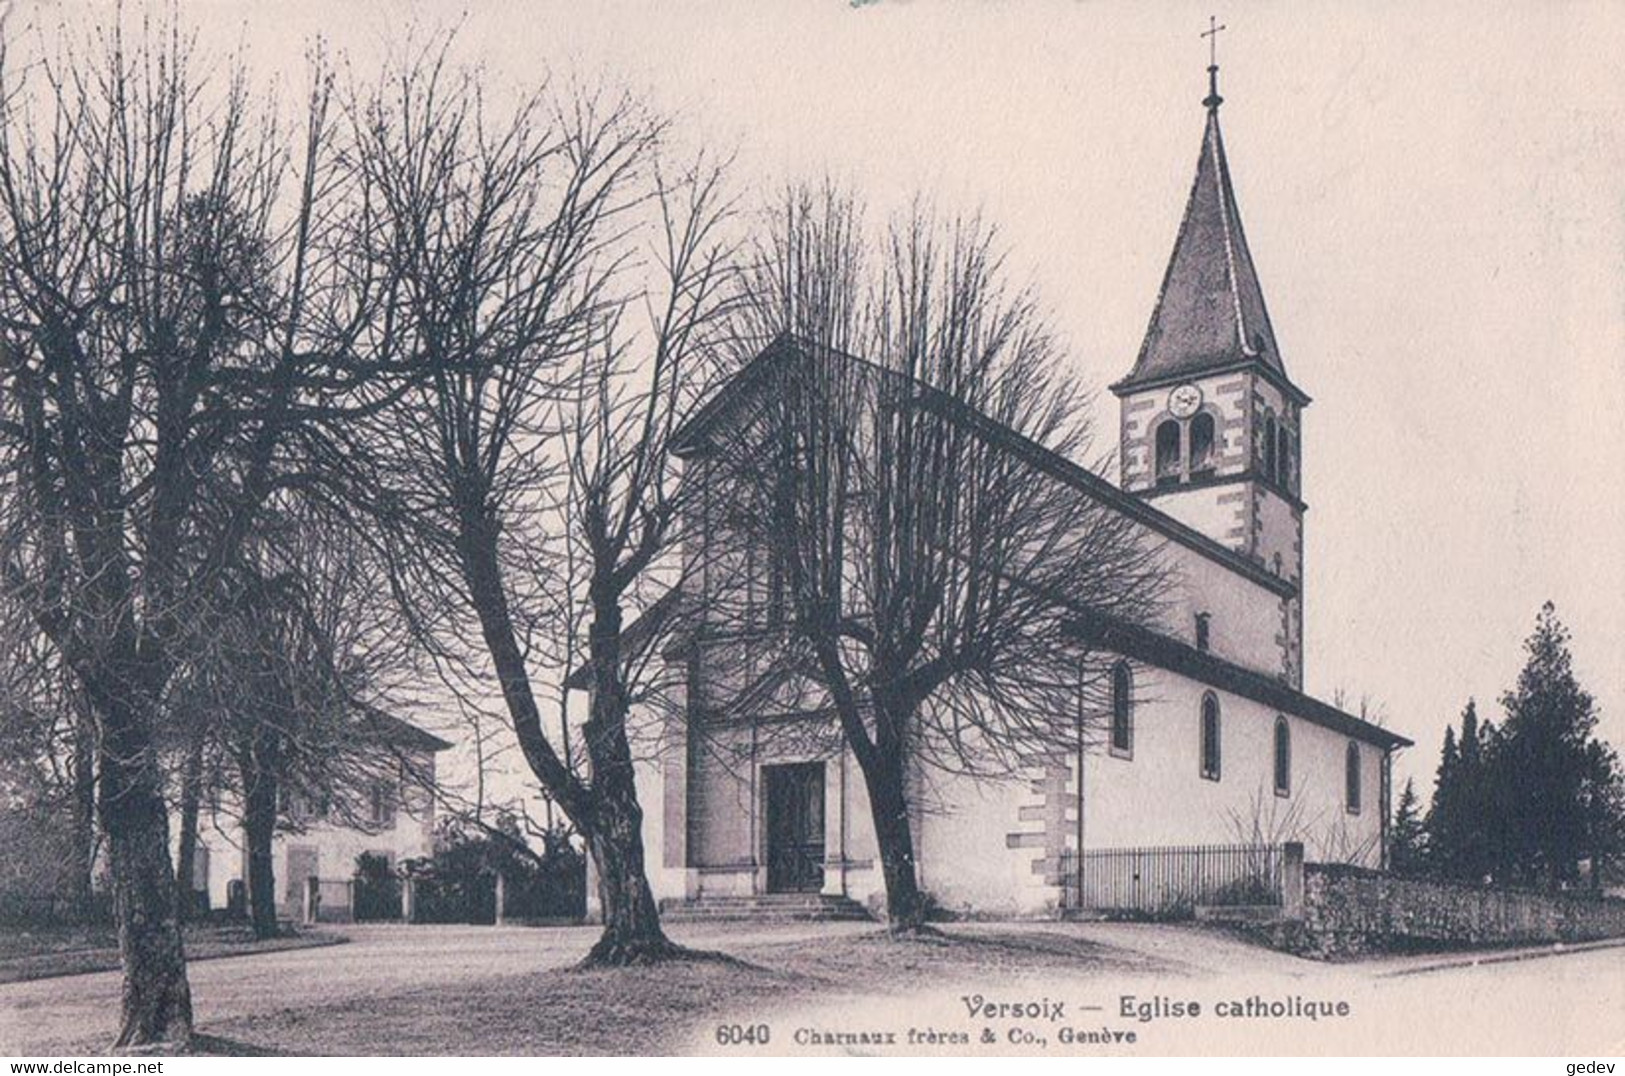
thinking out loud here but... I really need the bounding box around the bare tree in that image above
[343,48,735,964]
[0,603,99,919]
[170,501,422,939]
[704,186,1169,931]
[548,152,735,961]
[0,26,371,1044]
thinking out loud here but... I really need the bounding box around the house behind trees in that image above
[183,714,450,922]
[624,66,1410,917]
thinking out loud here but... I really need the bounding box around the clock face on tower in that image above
[1168,383,1203,418]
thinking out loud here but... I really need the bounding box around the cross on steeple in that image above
[1202,16,1226,110]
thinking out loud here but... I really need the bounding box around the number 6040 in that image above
[716,1024,771,1046]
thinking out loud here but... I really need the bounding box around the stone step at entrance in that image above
[660,892,873,923]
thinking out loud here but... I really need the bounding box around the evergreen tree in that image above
[1425,721,1462,877]
[1487,602,1623,888]
[1424,700,1496,881]
[1580,740,1625,891]
[1454,700,1494,880]
[1389,777,1427,875]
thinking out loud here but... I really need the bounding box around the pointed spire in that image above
[1115,51,1295,395]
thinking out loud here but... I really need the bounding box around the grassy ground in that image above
[174,926,1180,1055]
[0,923,346,985]
[9,922,1619,1056]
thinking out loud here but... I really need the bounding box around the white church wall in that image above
[1146,483,1248,558]
[1153,538,1286,675]
[642,669,1387,914]
[628,752,687,903]
[685,723,758,890]
[913,768,1056,917]
[1079,666,1382,866]
[819,747,882,904]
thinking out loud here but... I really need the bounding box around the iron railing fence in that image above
[1060,842,1285,916]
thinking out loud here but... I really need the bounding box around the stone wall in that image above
[1269,861,1625,959]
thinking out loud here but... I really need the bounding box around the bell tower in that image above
[1110,48,1308,684]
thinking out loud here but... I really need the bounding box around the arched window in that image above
[1110,660,1133,758]
[1273,716,1291,797]
[1263,413,1279,484]
[1279,428,1295,492]
[1345,741,1362,814]
[1155,420,1182,486]
[1200,693,1221,780]
[1189,411,1216,476]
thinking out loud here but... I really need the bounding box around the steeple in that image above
[1111,39,1310,686]
[1112,53,1294,395]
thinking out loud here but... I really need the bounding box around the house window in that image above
[1279,428,1295,492]
[1345,741,1362,814]
[1189,412,1216,476]
[283,789,328,823]
[1194,612,1211,652]
[369,780,398,828]
[1273,716,1292,797]
[1155,420,1182,486]
[1200,693,1221,780]
[1109,660,1133,758]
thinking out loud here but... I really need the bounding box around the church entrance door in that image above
[764,762,825,893]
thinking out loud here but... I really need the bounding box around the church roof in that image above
[1113,77,1299,399]
[674,333,1298,601]
[1068,608,1413,751]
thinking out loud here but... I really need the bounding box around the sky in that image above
[22,0,1624,803]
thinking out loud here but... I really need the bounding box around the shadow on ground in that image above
[185,1034,289,1056]
[153,925,1177,1055]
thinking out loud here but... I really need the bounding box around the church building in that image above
[632,63,1411,918]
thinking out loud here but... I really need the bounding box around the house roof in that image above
[360,707,453,753]
[1112,79,1304,403]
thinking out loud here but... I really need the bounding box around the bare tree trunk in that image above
[855,744,928,932]
[582,791,671,965]
[577,594,678,965]
[97,699,193,1048]
[68,719,98,921]
[175,740,205,922]
[241,754,281,941]
[816,647,930,933]
[452,519,680,963]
